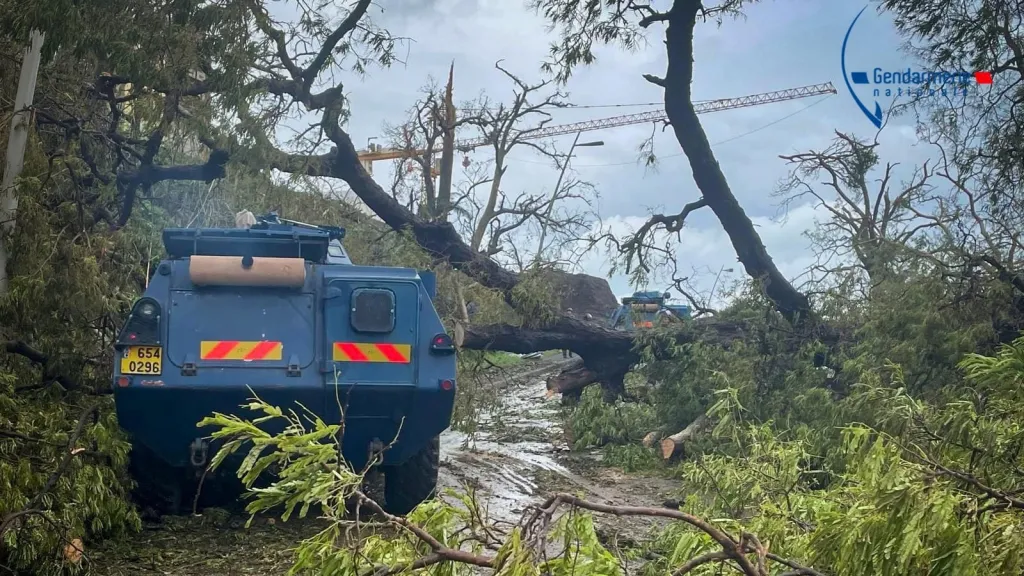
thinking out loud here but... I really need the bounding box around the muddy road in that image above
[439,355,676,527]
[90,353,678,575]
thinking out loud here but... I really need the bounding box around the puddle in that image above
[438,361,574,523]
[438,356,679,551]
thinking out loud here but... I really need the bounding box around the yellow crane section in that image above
[357,82,838,174]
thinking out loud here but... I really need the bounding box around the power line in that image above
[563,101,662,109]
[505,95,832,167]
[460,101,661,112]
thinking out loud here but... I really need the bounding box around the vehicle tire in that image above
[382,435,440,516]
[130,445,186,517]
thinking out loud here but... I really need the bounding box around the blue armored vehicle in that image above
[112,213,456,516]
[607,290,691,331]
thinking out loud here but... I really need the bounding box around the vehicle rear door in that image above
[322,278,419,386]
[166,280,317,374]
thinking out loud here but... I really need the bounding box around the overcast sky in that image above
[290,0,943,303]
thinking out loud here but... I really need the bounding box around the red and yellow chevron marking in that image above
[333,342,411,363]
[200,341,283,360]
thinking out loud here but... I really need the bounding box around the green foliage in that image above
[530,0,758,85]
[600,444,661,473]
[200,394,356,526]
[627,329,1024,576]
[843,271,1002,396]
[0,37,149,573]
[484,352,523,368]
[0,0,252,88]
[540,511,621,575]
[199,395,631,575]
[565,385,657,450]
[507,269,561,329]
[0,395,138,575]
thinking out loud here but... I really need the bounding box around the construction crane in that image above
[358,82,838,175]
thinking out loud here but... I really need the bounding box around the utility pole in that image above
[0,29,45,296]
[533,132,603,266]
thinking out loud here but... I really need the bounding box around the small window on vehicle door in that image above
[351,288,396,333]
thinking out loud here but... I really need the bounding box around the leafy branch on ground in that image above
[197,395,821,576]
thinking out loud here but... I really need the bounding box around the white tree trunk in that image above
[0,30,45,295]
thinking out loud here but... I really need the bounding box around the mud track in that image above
[90,353,677,575]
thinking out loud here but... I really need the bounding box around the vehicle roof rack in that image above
[163,212,345,263]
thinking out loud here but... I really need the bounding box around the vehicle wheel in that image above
[130,446,186,517]
[382,435,440,516]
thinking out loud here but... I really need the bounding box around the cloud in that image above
[263,0,945,303]
[579,201,829,300]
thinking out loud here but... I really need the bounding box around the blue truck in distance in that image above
[607,290,692,331]
[112,213,457,516]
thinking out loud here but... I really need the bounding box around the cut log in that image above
[660,414,711,460]
[642,431,662,449]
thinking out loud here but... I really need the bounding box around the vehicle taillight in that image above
[116,297,162,346]
[429,333,455,355]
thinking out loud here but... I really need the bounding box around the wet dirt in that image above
[89,353,678,574]
[438,355,677,533]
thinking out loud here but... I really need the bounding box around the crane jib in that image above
[355,82,839,163]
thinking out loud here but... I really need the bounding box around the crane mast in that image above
[358,81,837,174]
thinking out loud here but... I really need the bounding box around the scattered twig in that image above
[347,488,823,576]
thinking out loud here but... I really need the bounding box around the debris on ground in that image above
[89,353,676,575]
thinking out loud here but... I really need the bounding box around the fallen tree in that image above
[226,0,824,393]
[465,316,753,398]
[11,0,829,401]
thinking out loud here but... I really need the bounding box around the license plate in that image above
[120,346,163,375]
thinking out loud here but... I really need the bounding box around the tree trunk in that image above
[545,359,597,396]
[436,63,456,220]
[661,1,812,325]
[470,158,506,251]
[0,30,45,296]
[642,430,663,449]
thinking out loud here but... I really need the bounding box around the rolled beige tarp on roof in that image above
[189,255,306,288]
